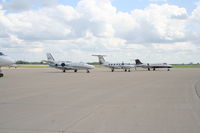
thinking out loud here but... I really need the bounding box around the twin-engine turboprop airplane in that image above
[135,59,172,71]
[46,53,95,73]
[92,55,135,72]
[0,52,15,77]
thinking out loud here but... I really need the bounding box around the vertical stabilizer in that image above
[46,53,55,63]
[135,59,143,65]
[92,55,106,64]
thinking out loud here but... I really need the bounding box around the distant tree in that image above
[16,60,29,64]
[16,60,44,64]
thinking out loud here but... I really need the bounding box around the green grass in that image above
[5,64,200,68]
[172,64,200,68]
[15,64,48,68]
[5,64,101,68]
[94,65,102,68]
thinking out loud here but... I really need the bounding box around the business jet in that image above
[92,55,135,72]
[46,53,95,73]
[0,52,15,77]
[135,59,172,71]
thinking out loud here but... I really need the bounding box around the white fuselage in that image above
[137,63,172,68]
[102,62,135,69]
[49,61,95,70]
[0,56,15,66]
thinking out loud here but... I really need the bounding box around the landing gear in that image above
[148,68,150,71]
[167,68,170,71]
[74,69,77,72]
[128,69,131,72]
[87,69,90,73]
[153,68,155,71]
[124,69,127,72]
[63,69,66,73]
[111,68,114,72]
[0,68,3,77]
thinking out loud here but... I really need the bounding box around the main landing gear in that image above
[87,69,90,73]
[74,69,78,72]
[124,69,131,72]
[0,68,3,77]
[63,69,66,73]
[111,68,114,72]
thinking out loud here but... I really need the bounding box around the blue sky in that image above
[59,0,198,13]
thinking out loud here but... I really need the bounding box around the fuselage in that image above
[137,63,172,68]
[0,54,15,66]
[49,61,95,70]
[103,62,135,69]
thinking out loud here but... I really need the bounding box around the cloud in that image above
[3,0,58,11]
[0,0,199,63]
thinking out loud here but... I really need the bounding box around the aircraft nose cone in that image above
[3,57,15,66]
[89,65,95,69]
[8,57,15,64]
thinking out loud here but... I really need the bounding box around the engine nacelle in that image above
[61,63,65,67]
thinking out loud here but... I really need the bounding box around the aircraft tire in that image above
[63,69,66,73]
[128,69,131,72]
[87,70,90,73]
[0,73,3,77]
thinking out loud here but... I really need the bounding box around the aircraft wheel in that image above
[111,68,114,72]
[125,69,127,72]
[148,68,150,71]
[153,68,155,71]
[0,73,3,77]
[87,70,90,73]
[168,69,170,71]
[74,69,77,72]
[128,69,131,72]
[63,69,66,73]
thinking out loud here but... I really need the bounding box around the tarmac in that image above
[0,68,200,133]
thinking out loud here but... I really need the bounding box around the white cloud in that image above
[3,0,58,11]
[0,0,199,63]
[152,42,199,51]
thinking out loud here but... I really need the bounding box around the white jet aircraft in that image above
[0,52,15,77]
[46,53,95,73]
[92,55,135,72]
[135,59,172,71]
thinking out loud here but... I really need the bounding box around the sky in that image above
[0,0,200,63]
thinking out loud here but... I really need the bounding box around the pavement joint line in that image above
[63,105,102,132]
[0,127,61,133]
[195,80,200,99]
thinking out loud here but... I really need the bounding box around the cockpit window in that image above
[0,52,5,56]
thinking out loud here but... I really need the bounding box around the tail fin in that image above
[135,59,142,65]
[92,55,106,64]
[46,53,55,63]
